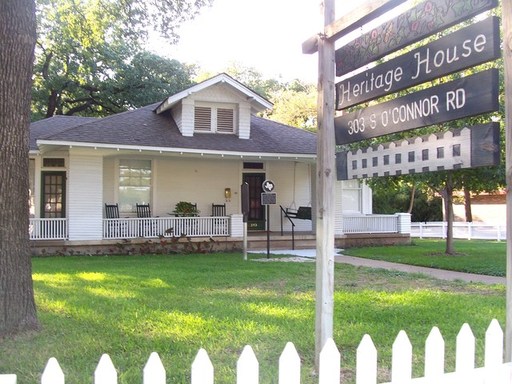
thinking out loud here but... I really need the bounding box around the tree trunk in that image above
[464,186,473,222]
[0,0,40,337]
[407,184,416,214]
[442,173,456,255]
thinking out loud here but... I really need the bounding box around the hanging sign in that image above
[336,123,500,180]
[336,17,501,110]
[335,0,498,77]
[335,69,499,145]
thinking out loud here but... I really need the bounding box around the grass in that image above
[0,252,505,383]
[342,239,507,276]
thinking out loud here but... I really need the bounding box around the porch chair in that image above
[211,203,227,235]
[105,203,124,237]
[105,203,120,219]
[136,203,158,237]
[211,203,226,216]
[136,203,152,218]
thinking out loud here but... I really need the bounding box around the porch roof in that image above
[32,104,317,158]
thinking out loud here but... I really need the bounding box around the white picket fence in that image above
[411,222,507,241]
[1,320,510,384]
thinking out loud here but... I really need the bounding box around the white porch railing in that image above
[30,214,412,241]
[342,213,411,234]
[29,218,68,240]
[103,216,230,239]
[2,320,509,384]
[411,222,507,241]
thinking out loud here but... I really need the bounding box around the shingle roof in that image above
[29,115,97,150]
[32,104,317,156]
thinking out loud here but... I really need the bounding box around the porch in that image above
[29,213,411,255]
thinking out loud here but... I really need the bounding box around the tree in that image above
[266,80,317,131]
[32,0,211,118]
[0,0,40,337]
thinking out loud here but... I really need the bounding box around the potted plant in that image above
[173,201,200,217]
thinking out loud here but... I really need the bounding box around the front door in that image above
[41,171,66,218]
[242,173,265,230]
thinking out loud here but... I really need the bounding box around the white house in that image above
[29,73,407,254]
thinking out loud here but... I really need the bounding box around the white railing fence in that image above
[103,216,230,239]
[411,222,507,241]
[342,213,411,234]
[29,218,68,240]
[2,320,510,384]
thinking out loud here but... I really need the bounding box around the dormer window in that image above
[194,102,237,134]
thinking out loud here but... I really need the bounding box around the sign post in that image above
[502,0,512,361]
[241,182,249,261]
[314,0,336,366]
[261,180,276,259]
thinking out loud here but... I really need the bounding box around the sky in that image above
[148,0,364,84]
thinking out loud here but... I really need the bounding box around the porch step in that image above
[246,233,316,250]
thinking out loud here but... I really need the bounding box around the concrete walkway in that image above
[249,249,506,285]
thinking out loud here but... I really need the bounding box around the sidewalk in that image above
[249,249,506,285]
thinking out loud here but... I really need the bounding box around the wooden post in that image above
[315,0,335,366]
[503,0,512,362]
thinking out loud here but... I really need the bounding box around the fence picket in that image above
[191,348,213,384]
[41,357,64,384]
[319,338,340,384]
[3,319,511,384]
[456,323,475,373]
[356,334,377,384]
[143,352,165,384]
[391,330,412,383]
[0,375,16,384]
[237,345,259,384]
[485,319,503,368]
[279,342,300,384]
[424,326,444,379]
[94,354,117,384]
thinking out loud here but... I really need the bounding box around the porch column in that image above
[230,214,244,237]
[397,213,411,234]
[67,150,103,241]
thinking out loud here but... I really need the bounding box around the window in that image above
[217,108,234,133]
[194,107,211,132]
[43,158,65,167]
[194,103,236,134]
[119,160,151,213]
[243,162,264,169]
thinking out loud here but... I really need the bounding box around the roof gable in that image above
[155,73,272,115]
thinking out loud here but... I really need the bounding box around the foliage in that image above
[198,64,318,131]
[369,177,443,221]
[343,239,506,276]
[173,201,200,216]
[265,80,317,131]
[0,254,504,383]
[32,0,211,119]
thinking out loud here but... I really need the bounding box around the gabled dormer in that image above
[154,73,272,139]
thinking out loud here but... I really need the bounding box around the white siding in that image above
[238,103,251,139]
[154,157,240,216]
[181,99,194,137]
[171,104,183,133]
[68,152,103,240]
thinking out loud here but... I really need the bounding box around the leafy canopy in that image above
[32,0,212,119]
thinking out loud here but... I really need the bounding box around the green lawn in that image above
[343,239,507,276]
[0,253,505,383]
